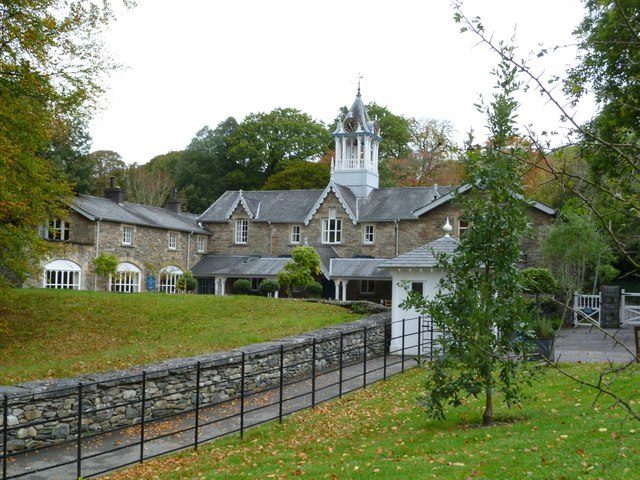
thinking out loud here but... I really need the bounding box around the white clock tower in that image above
[331,86,381,198]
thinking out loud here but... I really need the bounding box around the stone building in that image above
[39,179,209,293]
[190,90,555,300]
[38,89,554,299]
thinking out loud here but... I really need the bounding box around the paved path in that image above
[4,355,411,479]
[555,324,638,363]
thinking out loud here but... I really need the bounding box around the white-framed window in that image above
[122,226,133,246]
[363,224,375,244]
[111,262,141,293]
[322,209,342,244]
[159,265,183,294]
[458,219,469,237]
[46,219,70,241]
[290,225,301,244]
[235,220,248,244]
[360,280,375,294]
[168,232,177,250]
[43,259,81,289]
[196,236,206,253]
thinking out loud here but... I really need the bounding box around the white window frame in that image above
[159,265,183,294]
[168,232,178,250]
[363,224,375,244]
[458,219,469,237]
[122,225,133,246]
[43,260,81,289]
[360,279,375,294]
[290,225,301,244]
[111,262,141,293]
[235,220,248,244]
[322,209,342,244]
[46,219,70,241]
[196,235,206,253]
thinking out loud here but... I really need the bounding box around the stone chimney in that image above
[167,188,181,213]
[104,176,125,204]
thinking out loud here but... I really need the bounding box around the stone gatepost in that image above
[600,285,621,328]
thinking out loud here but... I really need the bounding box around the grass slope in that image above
[107,365,639,480]
[0,289,357,385]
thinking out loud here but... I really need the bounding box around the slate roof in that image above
[329,258,392,280]
[198,189,324,223]
[191,255,290,278]
[198,185,457,223]
[379,236,459,269]
[71,195,208,234]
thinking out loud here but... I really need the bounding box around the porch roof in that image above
[378,236,459,269]
[191,255,290,278]
[329,258,392,280]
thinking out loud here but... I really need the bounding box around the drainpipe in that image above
[95,218,102,291]
[394,219,400,256]
[268,221,273,256]
[187,231,193,270]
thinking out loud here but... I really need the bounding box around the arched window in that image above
[43,259,81,289]
[112,262,141,293]
[159,265,183,294]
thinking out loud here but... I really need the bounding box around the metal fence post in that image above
[383,325,388,381]
[76,382,83,480]
[140,371,146,463]
[194,362,201,450]
[417,315,422,364]
[240,352,246,439]
[278,345,284,423]
[401,319,406,372]
[3,395,7,480]
[430,318,434,358]
[311,338,316,408]
[363,327,367,389]
[338,333,344,399]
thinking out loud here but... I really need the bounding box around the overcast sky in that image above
[89,0,592,164]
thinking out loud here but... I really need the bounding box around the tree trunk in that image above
[483,387,493,426]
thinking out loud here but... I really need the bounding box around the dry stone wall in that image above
[0,312,389,453]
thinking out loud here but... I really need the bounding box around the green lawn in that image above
[106,365,639,480]
[0,289,357,385]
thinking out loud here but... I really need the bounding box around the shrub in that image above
[306,281,322,297]
[259,279,280,296]
[176,270,197,293]
[531,316,563,338]
[520,268,558,294]
[92,252,118,290]
[350,302,371,314]
[233,279,252,295]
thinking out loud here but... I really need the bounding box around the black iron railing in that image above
[1,317,440,479]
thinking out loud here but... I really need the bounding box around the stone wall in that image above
[0,313,389,453]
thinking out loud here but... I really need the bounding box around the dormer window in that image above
[235,220,248,244]
[47,219,69,241]
[322,208,342,244]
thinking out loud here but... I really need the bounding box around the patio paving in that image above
[554,324,638,363]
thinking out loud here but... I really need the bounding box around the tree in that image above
[88,150,127,195]
[262,161,330,190]
[0,0,127,286]
[277,246,321,298]
[402,53,534,426]
[125,163,175,207]
[229,108,331,178]
[175,119,240,213]
[92,252,118,291]
[541,204,617,303]
[365,103,412,160]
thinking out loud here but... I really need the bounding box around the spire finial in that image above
[357,73,363,96]
[443,217,453,237]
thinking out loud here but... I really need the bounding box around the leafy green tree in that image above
[92,252,118,291]
[230,108,331,178]
[277,246,321,298]
[262,161,329,190]
[365,103,412,161]
[0,0,127,286]
[541,204,617,301]
[175,119,240,213]
[402,54,534,426]
[88,150,127,195]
